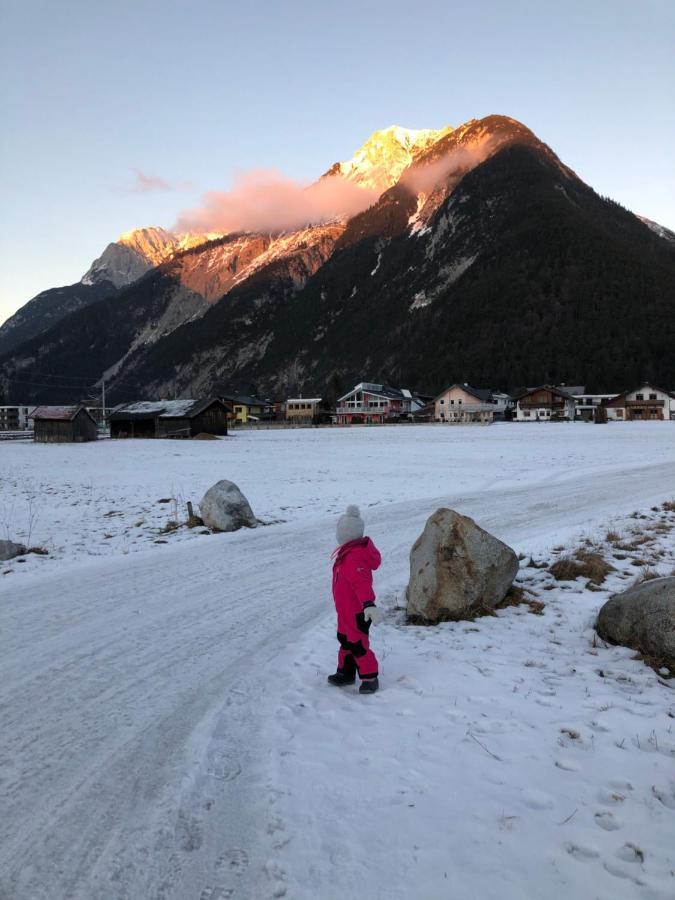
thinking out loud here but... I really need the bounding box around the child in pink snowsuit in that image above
[328,505,382,694]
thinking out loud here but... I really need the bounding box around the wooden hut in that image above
[30,406,98,443]
[109,399,229,438]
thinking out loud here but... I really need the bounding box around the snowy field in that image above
[1,423,675,577]
[1,423,675,900]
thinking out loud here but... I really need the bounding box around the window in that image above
[616,409,624,418]
[636,394,644,401]
[649,393,657,400]
[523,411,531,417]
[440,399,444,405]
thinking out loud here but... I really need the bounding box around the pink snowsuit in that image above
[331,537,381,680]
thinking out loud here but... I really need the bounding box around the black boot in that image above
[359,677,379,694]
[327,671,355,686]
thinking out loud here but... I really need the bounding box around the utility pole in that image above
[101,377,106,428]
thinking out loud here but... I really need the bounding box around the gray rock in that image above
[0,540,27,561]
[198,480,257,532]
[406,508,519,623]
[596,576,675,667]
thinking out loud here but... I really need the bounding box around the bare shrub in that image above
[631,567,661,586]
[550,550,613,585]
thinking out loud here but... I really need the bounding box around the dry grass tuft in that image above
[160,520,180,534]
[495,585,545,615]
[631,566,661,586]
[605,530,622,543]
[616,535,652,551]
[662,500,675,512]
[548,555,581,581]
[193,432,219,440]
[549,550,614,585]
[186,515,204,528]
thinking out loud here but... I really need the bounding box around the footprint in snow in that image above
[521,789,555,810]
[616,843,645,864]
[215,848,249,875]
[602,860,646,886]
[597,787,628,805]
[199,887,234,900]
[594,811,622,831]
[651,783,675,810]
[207,761,242,782]
[564,842,600,861]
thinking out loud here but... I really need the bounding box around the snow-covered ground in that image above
[1,423,675,577]
[1,423,674,899]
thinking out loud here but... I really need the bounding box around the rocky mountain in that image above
[323,124,454,193]
[2,115,675,404]
[637,215,675,245]
[81,227,222,288]
[0,279,119,358]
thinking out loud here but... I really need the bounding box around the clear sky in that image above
[1,0,674,325]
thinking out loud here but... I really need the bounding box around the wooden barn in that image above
[30,406,98,443]
[109,399,229,438]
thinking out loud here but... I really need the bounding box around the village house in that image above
[109,399,229,438]
[0,404,35,431]
[285,397,333,424]
[514,386,576,422]
[335,383,425,424]
[571,391,618,422]
[434,384,499,424]
[218,394,267,424]
[30,406,98,443]
[603,384,675,421]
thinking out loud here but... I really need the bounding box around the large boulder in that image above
[199,480,257,532]
[0,540,27,561]
[406,509,519,623]
[596,576,675,667]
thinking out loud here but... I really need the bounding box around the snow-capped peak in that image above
[82,227,224,288]
[331,124,454,193]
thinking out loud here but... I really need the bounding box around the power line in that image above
[1,368,142,388]
[3,377,141,402]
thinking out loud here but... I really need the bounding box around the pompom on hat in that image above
[336,504,365,546]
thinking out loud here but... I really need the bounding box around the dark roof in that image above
[109,398,227,421]
[218,394,266,407]
[514,385,576,401]
[30,405,96,423]
[434,383,494,403]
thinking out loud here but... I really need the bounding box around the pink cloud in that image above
[175,169,379,234]
[120,170,194,194]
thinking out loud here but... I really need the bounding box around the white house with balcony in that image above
[514,386,576,421]
[571,391,617,421]
[603,384,675,421]
[434,384,499,423]
[336,383,420,424]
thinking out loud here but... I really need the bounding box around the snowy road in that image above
[1,451,675,899]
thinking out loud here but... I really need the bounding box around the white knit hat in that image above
[336,505,365,545]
